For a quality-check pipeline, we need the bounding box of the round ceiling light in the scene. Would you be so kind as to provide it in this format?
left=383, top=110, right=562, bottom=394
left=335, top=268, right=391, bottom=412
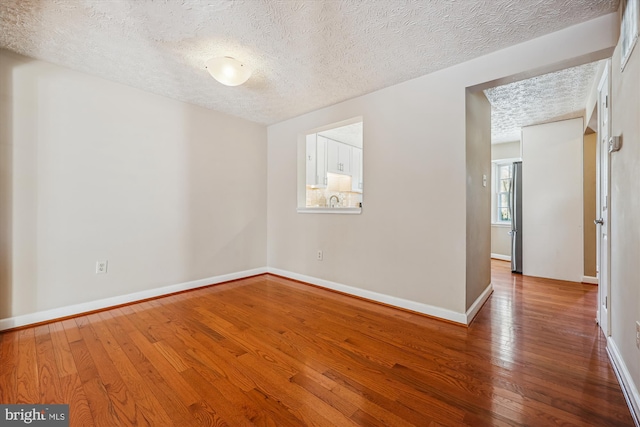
left=205, top=56, right=252, bottom=86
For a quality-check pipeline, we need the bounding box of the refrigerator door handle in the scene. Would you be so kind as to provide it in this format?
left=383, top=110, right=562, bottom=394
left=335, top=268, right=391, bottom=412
left=510, top=161, right=522, bottom=274
left=511, top=163, right=518, bottom=229
left=509, top=165, right=515, bottom=230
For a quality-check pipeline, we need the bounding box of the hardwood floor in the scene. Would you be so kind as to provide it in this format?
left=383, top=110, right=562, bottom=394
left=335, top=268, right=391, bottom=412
left=0, top=260, right=633, bottom=426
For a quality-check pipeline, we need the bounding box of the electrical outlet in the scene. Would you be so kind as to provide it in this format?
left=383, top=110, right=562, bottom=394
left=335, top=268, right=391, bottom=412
left=96, top=260, right=108, bottom=274
left=636, top=321, right=640, bottom=349
left=317, top=250, right=323, bottom=261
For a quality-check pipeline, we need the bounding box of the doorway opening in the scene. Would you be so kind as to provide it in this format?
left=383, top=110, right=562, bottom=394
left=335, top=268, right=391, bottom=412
left=473, top=58, right=612, bottom=335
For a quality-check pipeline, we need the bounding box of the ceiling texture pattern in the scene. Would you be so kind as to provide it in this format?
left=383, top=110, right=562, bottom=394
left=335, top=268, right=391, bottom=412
left=0, top=0, right=619, bottom=129
left=485, top=61, right=602, bottom=143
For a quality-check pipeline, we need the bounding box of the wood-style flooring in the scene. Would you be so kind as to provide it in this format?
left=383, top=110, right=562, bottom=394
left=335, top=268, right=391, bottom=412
left=0, top=260, right=633, bottom=426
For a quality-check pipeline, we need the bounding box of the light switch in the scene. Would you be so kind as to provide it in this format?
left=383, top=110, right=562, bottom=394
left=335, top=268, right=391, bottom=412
left=482, top=174, right=487, bottom=187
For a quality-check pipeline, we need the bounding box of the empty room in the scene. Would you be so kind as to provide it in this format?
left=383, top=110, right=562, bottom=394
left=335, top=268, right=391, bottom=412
left=1, top=1, right=639, bottom=426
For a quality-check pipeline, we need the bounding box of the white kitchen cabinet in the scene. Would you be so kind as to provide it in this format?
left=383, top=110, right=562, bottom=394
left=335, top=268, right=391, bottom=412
left=317, top=136, right=327, bottom=186
left=306, top=134, right=327, bottom=187
left=305, top=134, right=316, bottom=185
left=351, top=147, right=363, bottom=193
left=326, top=138, right=351, bottom=175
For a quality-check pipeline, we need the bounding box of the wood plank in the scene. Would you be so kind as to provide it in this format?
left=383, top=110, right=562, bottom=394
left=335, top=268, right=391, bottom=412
left=236, top=351, right=360, bottom=427
left=60, top=318, right=83, bottom=343
left=126, top=329, right=201, bottom=406
left=16, top=328, right=39, bottom=403
left=49, top=321, right=78, bottom=378
left=34, top=324, right=64, bottom=404
left=152, top=340, right=189, bottom=372
left=86, top=312, right=175, bottom=426
left=0, top=331, right=19, bottom=403
left=68, top=335, right=121, bottom=426
left=180, top=367, right=254, bottom=426
left=74, top=314, right=151, bottom=425
left=98, top=311, right=197, bottom=426
left=143, top=303, right=257, bottom=392
left=58, top=373, right=94, bottom=427
left=241, top=387, right=309, bottom=427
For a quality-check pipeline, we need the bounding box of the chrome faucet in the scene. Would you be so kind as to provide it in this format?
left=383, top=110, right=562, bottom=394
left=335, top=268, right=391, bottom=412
left=329, top=195, right=339, bottom=208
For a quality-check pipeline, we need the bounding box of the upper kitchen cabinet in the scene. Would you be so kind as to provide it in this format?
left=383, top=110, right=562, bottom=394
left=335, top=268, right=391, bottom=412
left=326, top=138, right=352, bottom=175
left=305, top=134, right=316, bottom=185
left=306, top=134, right=327, bottom=187
left=351, top=147, right=363, bottom=193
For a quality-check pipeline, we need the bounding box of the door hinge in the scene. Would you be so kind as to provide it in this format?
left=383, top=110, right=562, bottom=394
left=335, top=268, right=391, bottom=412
left=605, top=95, right=608, bottom=108
left=605, top=296, right=608, bottom=309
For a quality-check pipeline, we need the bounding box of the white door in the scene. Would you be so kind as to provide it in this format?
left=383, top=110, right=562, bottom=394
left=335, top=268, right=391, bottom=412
left=596, top=61, right=611, bottom=336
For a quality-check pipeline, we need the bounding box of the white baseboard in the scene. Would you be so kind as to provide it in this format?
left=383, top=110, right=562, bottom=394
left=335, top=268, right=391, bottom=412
left=0, top=267, right=267, bottom=331
left=267, top=267, right=467, bottom=325
left=466, top=283, right=493, bottom=324
left=607, top=337, right=640, bottom=426
left=491, top=253, right=511, bottom=261
left=581, top=275, right=598, bottom=284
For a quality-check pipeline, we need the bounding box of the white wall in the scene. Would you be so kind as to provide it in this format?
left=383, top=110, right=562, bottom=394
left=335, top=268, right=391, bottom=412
left=522, top=118, right=584, bottom=282
left=268, top=76, right=469, bottom=318
left=267, top=14, right=618, bottom=323
left=491, top=141, right=521, bottom=160
left=608, top=16, right=640, bottom=419
left=491, top=226, right=512, bottom=258
left=465, top=90, right=491, bottom=310
left=0, top=50, right=267, bottom=325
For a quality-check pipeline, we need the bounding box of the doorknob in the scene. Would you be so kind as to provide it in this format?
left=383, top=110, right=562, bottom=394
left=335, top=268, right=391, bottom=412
left=594, top=218, right=604, bottom=225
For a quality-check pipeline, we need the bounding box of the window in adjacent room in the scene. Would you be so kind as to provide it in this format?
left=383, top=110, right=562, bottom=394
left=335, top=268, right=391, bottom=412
left=493, top=161, right=512, bottom=223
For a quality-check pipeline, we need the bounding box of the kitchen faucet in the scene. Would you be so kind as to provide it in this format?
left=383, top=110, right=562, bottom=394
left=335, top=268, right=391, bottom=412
left=329, top=195, right=339, bottom=208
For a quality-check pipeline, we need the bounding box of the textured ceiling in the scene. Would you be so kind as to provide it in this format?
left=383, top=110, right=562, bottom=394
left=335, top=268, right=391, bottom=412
left=318, top=122, right=363, bottom=148
left=0, top=0, right=619, bottom=125
left=484, top=61, right=602, bottom=144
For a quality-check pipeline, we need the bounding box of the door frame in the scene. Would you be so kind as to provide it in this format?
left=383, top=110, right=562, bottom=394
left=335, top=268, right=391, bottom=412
left=596, top=59, right=611, bottom=336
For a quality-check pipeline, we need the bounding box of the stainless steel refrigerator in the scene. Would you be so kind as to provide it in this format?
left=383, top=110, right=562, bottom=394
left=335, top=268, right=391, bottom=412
left=510, top=161, right=523, bottom=273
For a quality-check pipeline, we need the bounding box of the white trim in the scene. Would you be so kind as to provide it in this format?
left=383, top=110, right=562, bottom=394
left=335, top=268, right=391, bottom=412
left=491, top=253, right=511, bottom=261
left=607, top=337, right=640, bottom=426
left=491, top=157, right=522, bottom=164
left=297, top=207, right=362, bottom=214
left=581, top=275, right=598, bottom=284
left=267, top=267, right=467, bottom=325
left=0, top=267, right=267, bottom=331
left=305, top=115, right=363, bottom=136
left=466, top=283, right=493, bottom=324
left=491, top=222, right=511, bottom=228
left=620, top=0, right=639, bottom=72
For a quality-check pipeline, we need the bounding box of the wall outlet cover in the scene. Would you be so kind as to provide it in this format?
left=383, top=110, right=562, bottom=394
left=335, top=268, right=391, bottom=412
left=96, top=260, right=108, bottom=274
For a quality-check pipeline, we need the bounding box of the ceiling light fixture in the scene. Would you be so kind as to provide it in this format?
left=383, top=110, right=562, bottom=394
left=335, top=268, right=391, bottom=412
left=205, top=56, right=252, bottom=86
